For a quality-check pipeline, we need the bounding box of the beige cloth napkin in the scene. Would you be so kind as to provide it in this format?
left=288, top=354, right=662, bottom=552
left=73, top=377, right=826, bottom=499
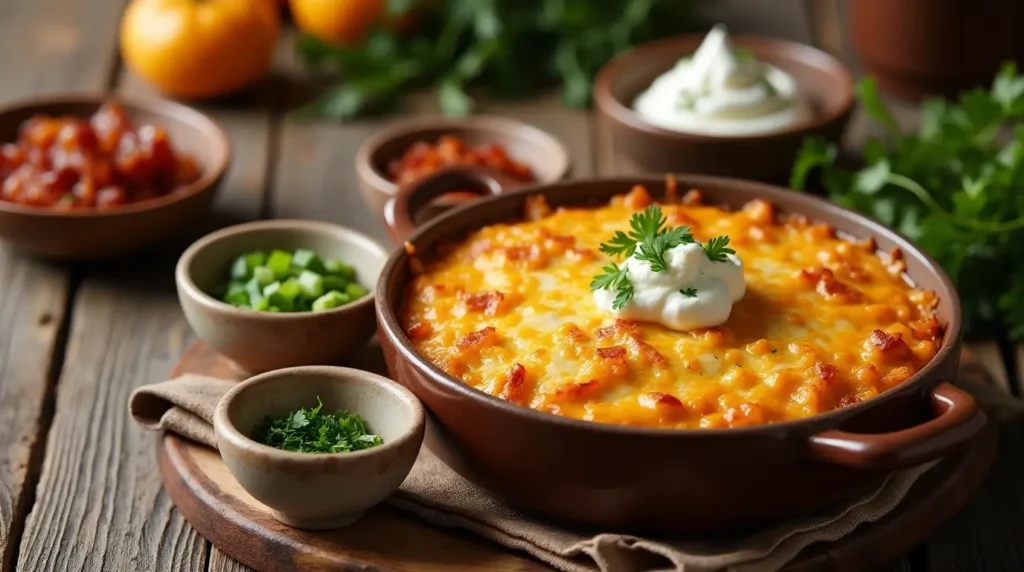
left=129, top=376, right=1024, bottom=572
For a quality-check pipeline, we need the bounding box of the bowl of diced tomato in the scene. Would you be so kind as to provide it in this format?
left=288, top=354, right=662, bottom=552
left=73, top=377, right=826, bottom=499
left=0, top=94, right=230, bottom=260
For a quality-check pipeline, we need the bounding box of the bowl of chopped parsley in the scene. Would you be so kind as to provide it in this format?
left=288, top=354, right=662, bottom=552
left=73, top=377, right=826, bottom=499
left=213, top=365, right=425, bottom=530
left=176, top=219, right=388, bottom=374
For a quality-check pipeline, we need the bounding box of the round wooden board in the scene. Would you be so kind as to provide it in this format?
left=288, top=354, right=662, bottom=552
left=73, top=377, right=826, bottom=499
left=160, top=340, right=998, bottom=572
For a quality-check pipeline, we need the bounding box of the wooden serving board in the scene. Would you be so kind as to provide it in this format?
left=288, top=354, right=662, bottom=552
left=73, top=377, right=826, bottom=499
left=159, top=341, right=998, bottom=572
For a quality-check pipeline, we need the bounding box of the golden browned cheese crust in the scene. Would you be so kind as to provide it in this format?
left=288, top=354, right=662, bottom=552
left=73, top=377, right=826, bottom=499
left=400, top=186, right=943, bottom=429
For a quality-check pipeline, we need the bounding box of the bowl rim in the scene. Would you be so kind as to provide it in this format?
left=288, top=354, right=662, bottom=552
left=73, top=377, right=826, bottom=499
left=593, top=32, right=856, bottom=142
left=175, top=218, right=388, bottom=320
left=355, top=114, right=573, bottom=195
left=0, top=92, right=231, bottom=218
left=213, top=365, right=426, bottom=462
left=376, top=173, right=963, bottom=438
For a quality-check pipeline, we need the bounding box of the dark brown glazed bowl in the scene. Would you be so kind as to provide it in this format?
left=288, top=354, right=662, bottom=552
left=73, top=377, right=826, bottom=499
left=851, top=0, right=1024, bottom=100
left=355, top=115, right=571, bottom=222
left=374, top=170, right=982, bottom=534
left=0, top=94, right=230, bottom=260
left=593, top=34, right=854, bottom=184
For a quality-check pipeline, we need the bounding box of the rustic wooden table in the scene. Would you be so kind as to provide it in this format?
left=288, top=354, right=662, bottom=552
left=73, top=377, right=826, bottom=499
left=1, top=1, right=1023, bottom=571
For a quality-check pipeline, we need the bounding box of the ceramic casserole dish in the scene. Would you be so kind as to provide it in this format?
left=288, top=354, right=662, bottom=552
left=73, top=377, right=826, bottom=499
left=374, top=169, right=983, bottom=534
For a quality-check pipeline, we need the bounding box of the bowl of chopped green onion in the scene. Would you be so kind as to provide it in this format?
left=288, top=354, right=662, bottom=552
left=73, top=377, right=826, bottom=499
left=176, top=219, right=388, bottom=374
left=214, top=365, right=425, bottom=530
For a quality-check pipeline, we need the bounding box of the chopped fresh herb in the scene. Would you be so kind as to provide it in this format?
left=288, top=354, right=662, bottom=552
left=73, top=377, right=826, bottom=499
left=252, top=397, right=384, bottom=454
left=677, top=91, right=698, bottom=110
left=598, top=231, right=639, bottom=258
left=790, top=62, right=1024, bottom=340
left=590, top=263, right=633, bottom=310
left=702, top=235, right=736, bottom=262
left=679, top=287, right=698, bottom=297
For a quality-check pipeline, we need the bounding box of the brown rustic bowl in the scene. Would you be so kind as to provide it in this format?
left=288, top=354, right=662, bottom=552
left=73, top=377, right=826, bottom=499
left=355, top=115, right=571, bottom=222
left=176, top=219, right=387, bottom=375
left=851, top=0, right=1024, bottom=100
left=0, top=94, right=230, bottom=260
left=214, top=365, right=425, bottom=530
left=374, top=169, right=983, bottom=534
left=593, top=34, right=854, bottom=184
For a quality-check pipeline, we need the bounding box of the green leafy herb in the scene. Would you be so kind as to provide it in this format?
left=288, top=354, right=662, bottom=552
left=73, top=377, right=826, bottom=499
left=789, top=62, right=1024, bottom=340
left=293, top=0, right=700, bottom=120
left=590, top=262, right=633, bottom=310
left=253, top=397, right=384, bottom=454
left=679, top=287, right=698, bottom=297
left=702, top=235, right=736, bottom=262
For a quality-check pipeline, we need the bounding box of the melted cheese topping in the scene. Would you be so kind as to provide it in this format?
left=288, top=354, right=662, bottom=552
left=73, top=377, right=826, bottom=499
left=400, top=186, right=944, bottom=430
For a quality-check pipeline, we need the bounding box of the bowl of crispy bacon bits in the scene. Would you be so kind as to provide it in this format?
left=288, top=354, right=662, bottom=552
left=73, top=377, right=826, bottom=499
left=0, top=95, right=229, bottom=260
left=355, top=115, right=570, bottom=223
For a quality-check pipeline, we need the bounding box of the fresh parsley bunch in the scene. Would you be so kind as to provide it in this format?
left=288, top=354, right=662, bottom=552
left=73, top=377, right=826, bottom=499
left=590, top=205, right=734, bottom=310
left=253, top=397, right=384, bottom=454
left=294, top=0, right=701, bottom=120
left=790, top=63, right=1024, bottom=340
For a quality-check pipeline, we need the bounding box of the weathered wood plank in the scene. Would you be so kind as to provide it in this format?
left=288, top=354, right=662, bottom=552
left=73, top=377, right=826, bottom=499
left=208, top=548, right=253, bottom=572
left=15, top=35, right=277, bottom=572
left=0, top=0, right=122, bottom=100
left=0, top=0, right=125, bottom=568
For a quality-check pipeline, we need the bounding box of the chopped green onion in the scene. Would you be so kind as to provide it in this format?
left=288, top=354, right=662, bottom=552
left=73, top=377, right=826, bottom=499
left=218, top=247, right=368, bottom=313
left=230, top=251, right=266, bottom=280
left=324, top=259, right=355, bottom=280
left=266, top=250, right=292, bottom=279
left=312, top=290, right=350, bottom=311
left=345, top=283, right=368, bottom=300
left=323, top=275, right=350, bottom=292
left=253, top=266, right=276, bottom=286
left=298, top=270, right=325, bottom=299
left=292, top=248, right=326, bottom=273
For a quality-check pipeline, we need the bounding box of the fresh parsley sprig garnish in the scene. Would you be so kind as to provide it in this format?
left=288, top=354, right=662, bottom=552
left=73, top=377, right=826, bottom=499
left=591, top=204, right=735, bottom=310
left=589, top=263, right=633, bottom=310
left=702, top=235, right=736, bottom=262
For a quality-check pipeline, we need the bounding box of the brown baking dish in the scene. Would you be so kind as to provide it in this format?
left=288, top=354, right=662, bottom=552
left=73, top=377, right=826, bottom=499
left=375, top=170, right=981, bottom=534
left=0, top=94, right=229, bottom=260
left=593, top=34, right=853, bottom=184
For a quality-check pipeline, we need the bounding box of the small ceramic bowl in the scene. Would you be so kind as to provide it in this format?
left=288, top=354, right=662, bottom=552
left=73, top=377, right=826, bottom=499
left=593, top=34, right=854, bottom=183
left=176, top=219, right=387, bottom=374
left=213, top=366, right=426, bottom=530
left=355, top=115, right=571, bottom=221
left=0, top=94, right=230, bottom=260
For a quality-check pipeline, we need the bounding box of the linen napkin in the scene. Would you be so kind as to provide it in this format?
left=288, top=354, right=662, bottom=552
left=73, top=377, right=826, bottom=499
left=129, top=375, right=1023, bottom=572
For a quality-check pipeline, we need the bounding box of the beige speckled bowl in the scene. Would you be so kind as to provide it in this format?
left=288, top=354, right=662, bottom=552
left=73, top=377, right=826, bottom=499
left=213, top=366, right=425, bottom=530
left=175, top=219, right=387, bottom=374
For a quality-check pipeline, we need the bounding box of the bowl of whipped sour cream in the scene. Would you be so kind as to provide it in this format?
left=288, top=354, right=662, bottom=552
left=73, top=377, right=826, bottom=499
left=594, top=24, right=854, bottom=183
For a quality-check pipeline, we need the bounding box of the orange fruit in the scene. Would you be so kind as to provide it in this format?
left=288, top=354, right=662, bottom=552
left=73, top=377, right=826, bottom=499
left=120, top=0, right=280, bottom=100
left=290, top=0, right=416, bottom=45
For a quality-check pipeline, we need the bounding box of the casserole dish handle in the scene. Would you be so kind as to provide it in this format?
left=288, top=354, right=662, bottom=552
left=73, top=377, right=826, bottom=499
left=806, top=382, right=986, bottom=470
left=384, top=166, right=526, bottom=243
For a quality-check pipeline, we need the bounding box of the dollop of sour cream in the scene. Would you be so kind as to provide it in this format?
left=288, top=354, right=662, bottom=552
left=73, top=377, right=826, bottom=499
left=593, top=242, right=745, bottom=331
left=632, top=24, right=812, bottom=136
